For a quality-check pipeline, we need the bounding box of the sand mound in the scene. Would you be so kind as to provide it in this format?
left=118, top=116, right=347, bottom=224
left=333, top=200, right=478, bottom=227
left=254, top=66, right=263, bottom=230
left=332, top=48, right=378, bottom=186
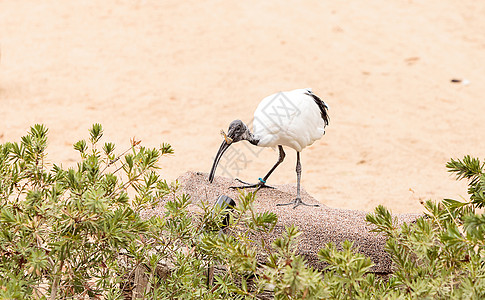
left=148, top=171, right=421, bottom=274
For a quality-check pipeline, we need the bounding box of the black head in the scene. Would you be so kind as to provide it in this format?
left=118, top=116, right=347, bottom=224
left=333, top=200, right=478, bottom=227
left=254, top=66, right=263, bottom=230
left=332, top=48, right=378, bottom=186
left=226, top=120, right=250, bottom=143
left=208, top=120, right=249, bottom=183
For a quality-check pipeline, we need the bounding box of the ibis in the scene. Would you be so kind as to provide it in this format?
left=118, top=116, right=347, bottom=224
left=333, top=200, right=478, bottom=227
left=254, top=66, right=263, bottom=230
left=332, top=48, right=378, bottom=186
left=208, top=88, right=329, bottom=208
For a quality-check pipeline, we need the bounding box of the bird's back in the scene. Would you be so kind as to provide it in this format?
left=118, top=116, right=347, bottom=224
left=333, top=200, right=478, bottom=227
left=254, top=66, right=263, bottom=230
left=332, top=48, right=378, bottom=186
left=252, top=88, right=328, bottom=152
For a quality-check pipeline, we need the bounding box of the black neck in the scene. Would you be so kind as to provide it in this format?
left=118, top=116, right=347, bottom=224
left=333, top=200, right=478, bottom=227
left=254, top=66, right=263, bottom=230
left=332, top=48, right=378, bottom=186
left=246, top=131, right=259, bottom=145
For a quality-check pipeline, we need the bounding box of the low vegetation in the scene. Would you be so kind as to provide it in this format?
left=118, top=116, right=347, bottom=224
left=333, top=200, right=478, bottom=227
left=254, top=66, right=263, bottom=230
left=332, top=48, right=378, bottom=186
left=0, top=124, right=484, bottom=299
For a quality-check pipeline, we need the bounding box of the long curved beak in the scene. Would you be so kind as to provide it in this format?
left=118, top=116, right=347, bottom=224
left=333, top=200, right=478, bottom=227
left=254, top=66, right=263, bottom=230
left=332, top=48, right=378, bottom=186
left=208, top=141, right=231, bottom=183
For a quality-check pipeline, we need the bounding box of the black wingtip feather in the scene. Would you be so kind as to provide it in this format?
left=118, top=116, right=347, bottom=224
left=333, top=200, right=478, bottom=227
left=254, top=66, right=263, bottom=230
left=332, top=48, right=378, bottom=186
left=305, top=91, right=329, bottom=126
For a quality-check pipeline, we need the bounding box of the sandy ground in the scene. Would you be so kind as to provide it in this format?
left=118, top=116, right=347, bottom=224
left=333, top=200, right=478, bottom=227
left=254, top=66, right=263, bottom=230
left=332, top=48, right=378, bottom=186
left=1, top=1, right=484, bottom=213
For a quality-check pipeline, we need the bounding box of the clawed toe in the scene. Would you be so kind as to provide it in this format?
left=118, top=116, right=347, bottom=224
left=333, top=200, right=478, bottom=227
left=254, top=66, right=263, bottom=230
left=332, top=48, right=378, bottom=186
left=234, top=178, right=251, bottom=185
left=276, top=198, right=320, bottom=209
left=229, top=178, right=275, bottom=190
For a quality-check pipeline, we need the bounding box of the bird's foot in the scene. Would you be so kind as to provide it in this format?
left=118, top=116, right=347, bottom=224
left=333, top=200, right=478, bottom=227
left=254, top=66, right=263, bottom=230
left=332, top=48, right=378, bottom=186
left=276, top=197, right=319, bottom=209
left=229, top=178, right=275, bottom=190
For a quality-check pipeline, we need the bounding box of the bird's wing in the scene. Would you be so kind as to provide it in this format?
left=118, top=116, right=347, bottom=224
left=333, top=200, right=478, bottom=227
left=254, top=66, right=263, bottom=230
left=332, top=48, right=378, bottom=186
left=282, top=89, right=327, bottom=150
left=252, top=89, right=328, bottom=151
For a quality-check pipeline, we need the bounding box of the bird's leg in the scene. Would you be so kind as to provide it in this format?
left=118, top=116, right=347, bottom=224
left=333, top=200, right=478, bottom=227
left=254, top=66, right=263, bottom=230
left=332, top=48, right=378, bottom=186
left=230, top=145, right=285, bottom=190
left=277, top=152, right=320, bottom=209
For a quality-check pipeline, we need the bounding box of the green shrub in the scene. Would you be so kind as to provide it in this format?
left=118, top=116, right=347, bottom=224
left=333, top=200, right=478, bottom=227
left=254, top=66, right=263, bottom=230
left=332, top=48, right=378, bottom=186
left=365, top=155, right=485, bottom=299
left=0, top=124, right=173, bottom=298
left=1, top=124, right=485, bottom=299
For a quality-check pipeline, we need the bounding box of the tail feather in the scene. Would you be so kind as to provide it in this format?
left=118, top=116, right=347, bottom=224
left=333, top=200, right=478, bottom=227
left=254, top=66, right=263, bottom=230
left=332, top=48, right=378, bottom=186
left=305, top=90, right=329, bottom=126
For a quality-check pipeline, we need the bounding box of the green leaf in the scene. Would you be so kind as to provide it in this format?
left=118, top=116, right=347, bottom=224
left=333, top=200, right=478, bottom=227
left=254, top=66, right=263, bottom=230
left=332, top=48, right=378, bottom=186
left=73, top=140, right=87, bottom=154
left=102, top=142, right=115, bottom=156
left=366, top=205, right=396, bottom=238
left=89, top=123, right=104, bottom=144
left=160, top=142, right=174, bottom=155
left=447, top=155, right=483, bottom=184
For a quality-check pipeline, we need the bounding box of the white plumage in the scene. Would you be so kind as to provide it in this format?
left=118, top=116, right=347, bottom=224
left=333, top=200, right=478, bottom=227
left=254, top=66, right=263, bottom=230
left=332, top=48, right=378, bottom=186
left=208, top=88, right=329, bottom=208
left=253, top=88, right=326, bottom=152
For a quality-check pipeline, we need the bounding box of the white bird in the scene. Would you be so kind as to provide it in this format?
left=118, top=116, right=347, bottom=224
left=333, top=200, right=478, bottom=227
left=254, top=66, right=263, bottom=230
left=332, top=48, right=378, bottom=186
left=208, top=88, right=329, bottom=208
